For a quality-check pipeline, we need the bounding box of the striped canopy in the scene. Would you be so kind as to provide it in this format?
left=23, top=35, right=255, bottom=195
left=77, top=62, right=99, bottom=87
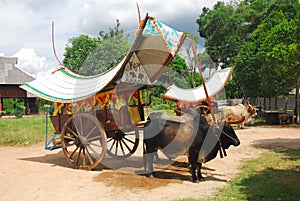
left=162, top=67, right=234, bottom=102
left=20, top=15, right=186, bottom=103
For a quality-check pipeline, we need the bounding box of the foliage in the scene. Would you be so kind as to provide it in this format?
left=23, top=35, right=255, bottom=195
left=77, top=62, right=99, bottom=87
left=150, top=52, right=205, bottom=108
left=236, top=6, right=299, bottom=97
left=13, top=101, right=25, bottom=118
left=197, top=0, right=300, bottom=98
left=2, top=98, right=25, bottom=117
left=37, top=98, right=54, bottom=114
left=63, top=34, right=98, bottom=74
left=2, top=99, right=14, bottom=115
left=63, top=20, right=131, bottom=75
left=197, top=2, right=242, bottom=67
left=158, top=55, right=193, bottom=89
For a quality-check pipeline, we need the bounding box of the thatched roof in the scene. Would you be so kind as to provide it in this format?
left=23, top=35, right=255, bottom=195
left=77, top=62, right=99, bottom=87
left=0, top=56, right=35, bottom=85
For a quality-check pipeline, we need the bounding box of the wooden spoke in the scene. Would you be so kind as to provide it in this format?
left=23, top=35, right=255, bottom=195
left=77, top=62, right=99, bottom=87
left=85, top=149, right=95, bottom=166
left=82, top=148, right=87, bottom=167
left=69, top=147, right=79, bottom=159
left=119, top=140, right=126, bottom=156
left=122, top=136, right=135, bottom=144
left=115, top=140, right=119, bottom=155
left=86, top=124, right=97, bottom=138
left=88, top=135, right=102, bottom=141
left=63, top=135, right=76, bottom=141
left=86, top=145, right=102, bottom=159
left=121, top=138, right=133, bottom=152
left=66, top=126, right=78, bottom=137
left=88, top=142, right=103, bottom=148
left=109, top=139, right=117, bottom=152
left=107, top=138, right=114, bottom=143
left=75, top=147, right=82, bottom=165
left=86, top=118, right=92, bottom=131
left=79, top=117, right=83, bottom=136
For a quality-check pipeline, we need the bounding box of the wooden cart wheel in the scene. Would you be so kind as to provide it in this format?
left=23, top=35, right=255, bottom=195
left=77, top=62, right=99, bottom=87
left=106, top=129, right=139, bottom=159
left=61, top=113, right=107, bottom=170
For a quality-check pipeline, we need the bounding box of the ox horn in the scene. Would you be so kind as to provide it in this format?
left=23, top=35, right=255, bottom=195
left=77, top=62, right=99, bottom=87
left=226, top=116, right=246, bottom=124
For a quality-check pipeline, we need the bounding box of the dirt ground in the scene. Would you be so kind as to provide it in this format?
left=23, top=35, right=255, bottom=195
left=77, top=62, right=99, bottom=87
left=0, top=126, right=300, bottom=201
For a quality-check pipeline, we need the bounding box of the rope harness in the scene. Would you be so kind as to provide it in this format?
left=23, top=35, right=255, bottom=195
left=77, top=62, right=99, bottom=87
left=211, top=122, right=238, bottom=158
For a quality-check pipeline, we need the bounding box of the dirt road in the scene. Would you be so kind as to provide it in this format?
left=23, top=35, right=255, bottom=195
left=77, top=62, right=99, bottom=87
left=0, top=126, right=299, bottom=201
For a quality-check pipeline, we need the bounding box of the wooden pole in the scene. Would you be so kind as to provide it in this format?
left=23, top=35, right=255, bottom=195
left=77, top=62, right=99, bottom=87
left=242, top=87, right=248, bottom=104
left=136, top=2, right=141, bottom=24
left=52, top=22, right=64, bottom=67
left=190, top=41, right=216, bottom=122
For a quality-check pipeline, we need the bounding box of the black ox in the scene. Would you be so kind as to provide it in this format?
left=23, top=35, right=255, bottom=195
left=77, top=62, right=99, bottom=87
left=143, top=111, right=240, bottom=183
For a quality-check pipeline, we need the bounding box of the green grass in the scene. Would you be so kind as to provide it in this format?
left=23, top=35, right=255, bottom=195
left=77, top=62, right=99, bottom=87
left=180, top=148, right=300, bottom=201
left=0, top=116, right=55, bottom=146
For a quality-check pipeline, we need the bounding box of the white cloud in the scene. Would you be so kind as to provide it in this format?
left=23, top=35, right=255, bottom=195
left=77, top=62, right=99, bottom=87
left=13, top=48, right=54, bottom=78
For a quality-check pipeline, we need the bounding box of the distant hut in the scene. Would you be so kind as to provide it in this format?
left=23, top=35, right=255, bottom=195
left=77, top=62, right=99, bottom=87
left=0, top=56, right=38, bottom=115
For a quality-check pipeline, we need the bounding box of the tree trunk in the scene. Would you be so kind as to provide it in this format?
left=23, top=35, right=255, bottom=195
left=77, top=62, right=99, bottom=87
left=283, top=95, right=288, bottom=113
left=296, top=77, right=300, bottom=124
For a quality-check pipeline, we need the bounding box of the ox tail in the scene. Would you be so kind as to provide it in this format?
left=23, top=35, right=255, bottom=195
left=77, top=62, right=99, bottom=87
left=226, top=116, right=245, bottom=125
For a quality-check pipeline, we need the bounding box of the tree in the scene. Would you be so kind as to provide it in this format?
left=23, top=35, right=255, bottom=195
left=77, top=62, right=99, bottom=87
left=157, top=55, right=193, bottom=90
left=63, top=35, right=98, bottom=73
left=63, top=20, right=131, bottom=75
left=236, top=8, right=299, bottom=98
left=197, top=0, right=299, bottom=100
left=197, top=2, right=243, bottom=68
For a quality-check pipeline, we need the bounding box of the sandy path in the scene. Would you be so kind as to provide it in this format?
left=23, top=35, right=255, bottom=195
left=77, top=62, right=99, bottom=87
left=0, top=126, right=299, bottom=201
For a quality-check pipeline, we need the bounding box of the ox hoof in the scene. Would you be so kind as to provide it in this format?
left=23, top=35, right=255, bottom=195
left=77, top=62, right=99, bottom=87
left=146, top=173, right=154, bottom=178
left=192, top=179, right=199, bottom=183
left=199, top=177, right=205, bottom=182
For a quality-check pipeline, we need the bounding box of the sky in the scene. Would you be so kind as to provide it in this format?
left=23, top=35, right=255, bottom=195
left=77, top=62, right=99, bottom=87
left=0, top=0, right=227, bottom=77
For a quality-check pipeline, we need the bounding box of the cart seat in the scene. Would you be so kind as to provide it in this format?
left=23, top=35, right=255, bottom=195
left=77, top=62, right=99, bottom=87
left=128, top=106, right=148, bottom=126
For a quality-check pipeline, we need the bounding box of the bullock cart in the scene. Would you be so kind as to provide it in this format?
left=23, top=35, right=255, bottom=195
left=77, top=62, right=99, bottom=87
left=21, top=14, right=189, bottom=170
left=45, top=87, right=153, bottom=170
left=21, top=13, right=234, bottom=171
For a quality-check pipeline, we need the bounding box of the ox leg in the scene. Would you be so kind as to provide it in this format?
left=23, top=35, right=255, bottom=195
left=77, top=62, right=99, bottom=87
left=197, top=163, right=205, bottom=182
left=191, top=164, right=199, bottom=183
left=146, top=152, right=156, bottom=177
left=189, top=156, right=199, bottom=183
left=143, top=140, right=155, bottom=177
left=144, top=151, right=156, bottom=177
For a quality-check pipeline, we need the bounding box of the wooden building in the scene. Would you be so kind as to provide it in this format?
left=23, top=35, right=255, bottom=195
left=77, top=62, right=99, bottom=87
left=0, top=56, right=38, bottom=115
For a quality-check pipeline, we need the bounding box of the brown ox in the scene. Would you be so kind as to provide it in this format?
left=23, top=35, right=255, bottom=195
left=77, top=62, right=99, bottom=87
left=219, top=103, right=257, bottom=128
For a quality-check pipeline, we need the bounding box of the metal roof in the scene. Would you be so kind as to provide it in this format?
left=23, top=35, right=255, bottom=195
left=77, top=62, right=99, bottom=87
left=0, top=56, right=35, bottom=85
